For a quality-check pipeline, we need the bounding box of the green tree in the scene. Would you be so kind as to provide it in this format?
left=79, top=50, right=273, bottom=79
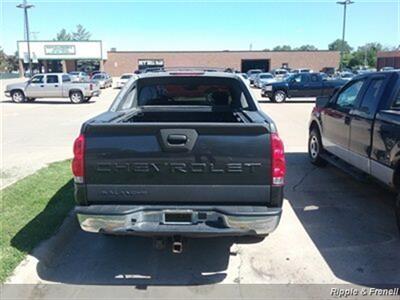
left=328, top=39, right=353, bottom=53
left=55, top=29, right=72, bottom=41
left=71, top=24, right=91, bottom=41
left=273, top=45, right=292, bottom=51
left=295, top=45, right=318, bottom=51
left=0, top=47, right=18, bottom=72
left=0, top=47, right=7, bottom=72
left=6, top=51, right=19, bottom=71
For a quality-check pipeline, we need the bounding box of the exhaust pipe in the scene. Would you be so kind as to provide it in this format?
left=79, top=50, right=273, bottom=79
left=172, top=236, right=183, bottom=254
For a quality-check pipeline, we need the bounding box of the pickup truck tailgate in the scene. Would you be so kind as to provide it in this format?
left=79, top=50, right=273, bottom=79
left=83, top=123, right=272, bottom=204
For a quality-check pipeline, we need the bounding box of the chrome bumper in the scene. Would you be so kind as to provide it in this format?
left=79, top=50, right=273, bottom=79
left=76, top=206, right=282, bottom=237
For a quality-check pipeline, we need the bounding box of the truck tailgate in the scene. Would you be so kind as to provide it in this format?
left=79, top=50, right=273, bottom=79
left=84, top=123, right=271, bottom=204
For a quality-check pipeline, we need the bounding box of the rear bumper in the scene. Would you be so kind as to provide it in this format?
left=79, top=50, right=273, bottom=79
left=4, top=91, right=11, bottom=97
left=75, top=205, right=282, bottom=237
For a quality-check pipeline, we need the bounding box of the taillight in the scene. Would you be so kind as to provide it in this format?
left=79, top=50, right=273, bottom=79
left=271, top=133, right=286, bottom=186
left=72, top=134, right=85, bottom=183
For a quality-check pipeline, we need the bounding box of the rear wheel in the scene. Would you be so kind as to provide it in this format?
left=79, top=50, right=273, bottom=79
left=273, top=90, right=287, bottom=103
left=308, top=128, right=327, bottom=167
left=11, top=90, right=25, bottom=103
left=70, top=91, right=84, bottom=104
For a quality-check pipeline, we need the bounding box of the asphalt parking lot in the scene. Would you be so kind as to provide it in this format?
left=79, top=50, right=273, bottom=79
left=3, top=80, right=400, bottom=287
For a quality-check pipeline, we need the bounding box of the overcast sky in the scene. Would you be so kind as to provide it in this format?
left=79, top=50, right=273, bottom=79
left=1, top=0, right=399, bottom=54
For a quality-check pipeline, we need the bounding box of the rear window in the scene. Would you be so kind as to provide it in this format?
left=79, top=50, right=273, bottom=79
left=359, top=78, right=384, bottom=115
left=260, top=74, right=273, bottom=79
left=111, top=76, right=254, bottom=111
left=121, top=75, right=132, bottom=79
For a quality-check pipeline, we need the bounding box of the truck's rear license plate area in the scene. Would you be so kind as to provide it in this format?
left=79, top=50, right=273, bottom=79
left=164, top=212, right=193, bottom=224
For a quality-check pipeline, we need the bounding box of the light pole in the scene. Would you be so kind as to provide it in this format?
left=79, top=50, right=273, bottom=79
left=337, top=0, right=354, bottom=71
left=17, top=0, right=34, bottom=77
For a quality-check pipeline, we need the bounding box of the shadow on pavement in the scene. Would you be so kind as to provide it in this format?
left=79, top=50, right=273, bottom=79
left=285, top=152, right=400, bottom=286
left=35, top=233, right=234, bottom=285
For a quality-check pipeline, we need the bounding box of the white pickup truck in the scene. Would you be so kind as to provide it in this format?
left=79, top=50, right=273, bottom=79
left=4, top=73, right=101, bottom=104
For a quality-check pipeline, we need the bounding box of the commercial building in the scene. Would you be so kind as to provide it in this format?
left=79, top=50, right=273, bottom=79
left=377, top=51, right=400, bottom=70
left=17, top=40, right=106, bottom=76
left=104, top=50, right=340, bottom=76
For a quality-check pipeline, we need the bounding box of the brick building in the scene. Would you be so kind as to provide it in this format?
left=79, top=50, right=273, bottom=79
left=377, top=51, right=400, bottom=70
left=104, top=50, right=340, bottom=76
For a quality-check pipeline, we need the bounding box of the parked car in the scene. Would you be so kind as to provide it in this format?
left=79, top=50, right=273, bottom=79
left=380, top=67, right=395, bottom=72
left=308, top=71, right=400, bottom=230
left=91, top=73, right=113, bottom=88
left=320, top=67, right=336, bottom=77
left=72, top=70, right=286, bottom=246
left=261, top=72, right=346, bottom=103
left=291, top=68, right=312, bottom=74
left=271, top=68, right=289, bottom=81
left=68, top=71, right=89, bottom=82
left=253, top=73, right=275, bottom=88
left=238, top=73, right=250, bottom=84
left=89, top=70, right=102, bottom=79
left=247, top=69, right=263, bottom=85
left=4, top=73, right=100, bottom=104
left=115, top=73, right=136, bottom=88
left=337, top=71, right=355, bottom=81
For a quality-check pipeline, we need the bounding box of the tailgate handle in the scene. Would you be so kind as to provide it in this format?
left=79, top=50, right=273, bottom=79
left=167, top=134, right=187, bottom=145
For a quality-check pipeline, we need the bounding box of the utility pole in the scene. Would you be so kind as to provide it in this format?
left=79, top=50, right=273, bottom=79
left=17, top=0, right=34, bottom=77
left=337, top=0, right=354, bottom=71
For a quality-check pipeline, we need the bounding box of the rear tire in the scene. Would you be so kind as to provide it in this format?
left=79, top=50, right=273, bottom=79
left=70, top=91, right=84, bottom=104
left=308, top=128, right=327, bottom=167
left=273, top=90, right=287, bottom=103
left=11, top=90, right=25, bottom=103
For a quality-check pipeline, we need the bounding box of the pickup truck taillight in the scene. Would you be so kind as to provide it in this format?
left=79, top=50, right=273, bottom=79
left=72, top=134, right=85, bottom=183
left=271, top=133, right=286, bottom=186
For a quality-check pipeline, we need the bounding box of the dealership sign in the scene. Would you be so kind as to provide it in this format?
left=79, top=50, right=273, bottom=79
left=44, top=45, right=76, bottom=55
left=18, top=41, right=104, bottom=60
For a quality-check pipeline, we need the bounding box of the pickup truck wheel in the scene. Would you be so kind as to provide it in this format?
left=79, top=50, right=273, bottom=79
left=308, top=128, right=327, bottom=167
left=11, top=90, right=25, bottom=103
left=70, top=91, right=84, bottom=104
left=273, top=90, right=287, bottom=103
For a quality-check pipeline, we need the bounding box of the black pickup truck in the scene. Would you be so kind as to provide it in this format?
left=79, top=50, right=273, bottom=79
left=308, top=71, right=400, bottom=229
left=261, top=72, right=346, bottom=103
left=72, top=71, right=286, bottom=245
